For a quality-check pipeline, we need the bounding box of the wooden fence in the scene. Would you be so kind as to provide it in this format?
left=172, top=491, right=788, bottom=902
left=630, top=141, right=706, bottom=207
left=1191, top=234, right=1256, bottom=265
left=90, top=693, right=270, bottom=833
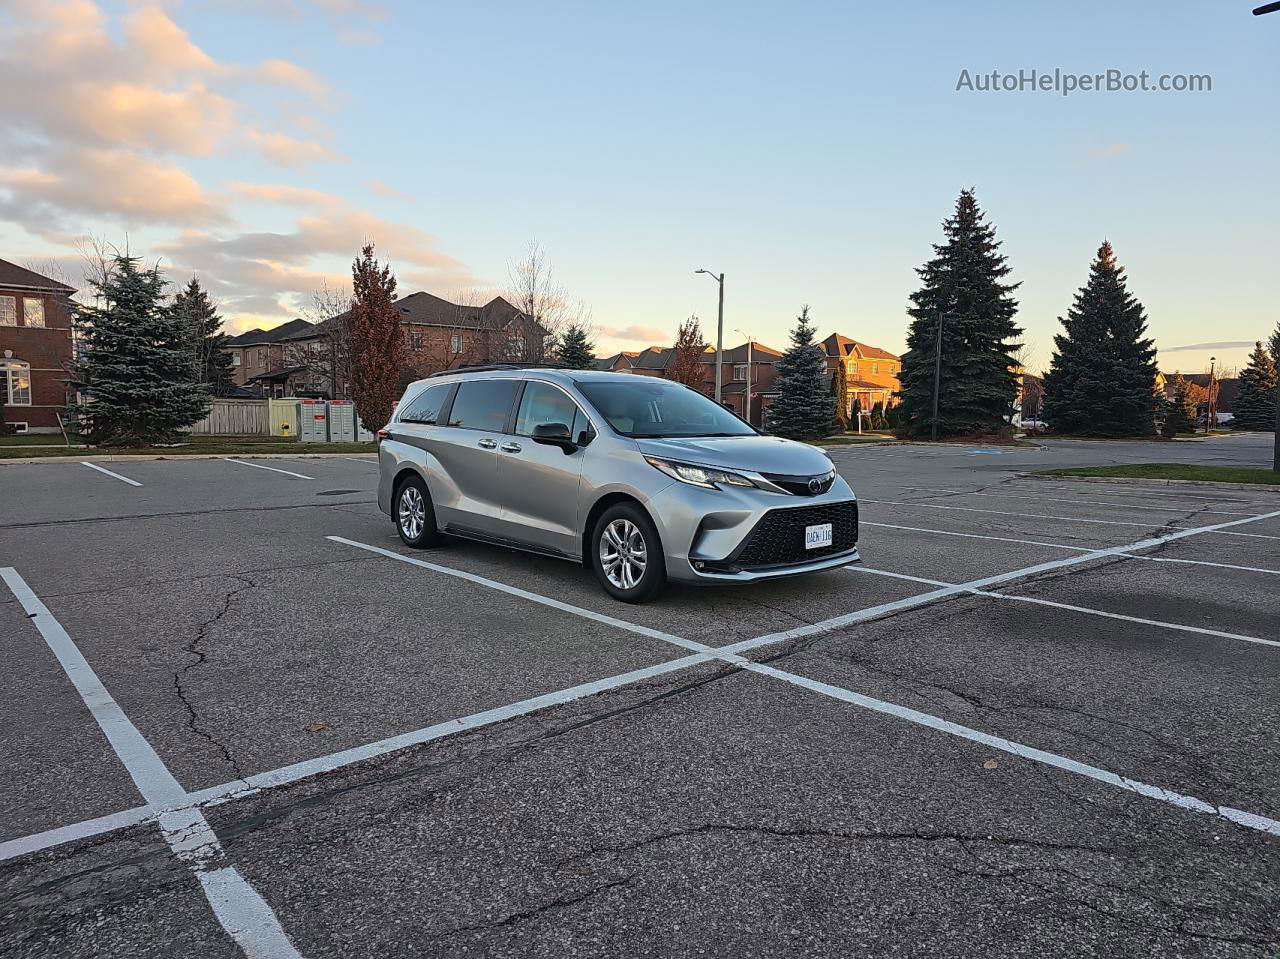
left=190, top=399, right=271, bottom=435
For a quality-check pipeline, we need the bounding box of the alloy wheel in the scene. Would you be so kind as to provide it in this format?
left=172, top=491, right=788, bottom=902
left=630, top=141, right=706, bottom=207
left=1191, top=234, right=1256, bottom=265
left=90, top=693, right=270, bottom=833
left=599, top=518, right=647, bottom=590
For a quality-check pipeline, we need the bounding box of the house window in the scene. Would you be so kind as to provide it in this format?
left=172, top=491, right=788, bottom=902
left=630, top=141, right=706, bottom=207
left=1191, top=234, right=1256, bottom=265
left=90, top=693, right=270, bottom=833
left=23, top=298, right=45, bottom=328
left=732, top=364, right=748, bottom=381
left=450, top=333, right=463, bottom=354
left=872, top=363, right=879, bottom=375
left=2, top=359, right=32, bottom=405
left=0, top=296, right=14, bottom=326
left=231, top=352, right=242, bottom=366
left=409, top=331, right=425, bottom=351
left=510, top=334, right=526, bottom=357
left=848, top=362, right=857, bottom=376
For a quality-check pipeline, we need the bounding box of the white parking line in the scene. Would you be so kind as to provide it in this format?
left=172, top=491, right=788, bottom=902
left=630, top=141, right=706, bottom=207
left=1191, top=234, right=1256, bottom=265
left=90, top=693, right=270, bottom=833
left=80, top=461, right=142, bottom=487
left=1008, top=480, right=1268, bottom=504
left=324, top=534, right=1280, bottom=838
left=849, top=567, right=1279, bottom=650
left=900, top=486, right=1253, bottom=517
left=0, top=568, right=302, bottom=959
left=862, top=521, right=1280, bottom=575
left=863, top=498, right=1165, bottom=529
left=224, top=458, right=313, bottom=480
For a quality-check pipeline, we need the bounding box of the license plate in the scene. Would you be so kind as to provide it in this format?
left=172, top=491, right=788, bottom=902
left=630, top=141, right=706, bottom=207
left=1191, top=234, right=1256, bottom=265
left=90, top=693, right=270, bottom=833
left=804, top=523, right=833, bottom=550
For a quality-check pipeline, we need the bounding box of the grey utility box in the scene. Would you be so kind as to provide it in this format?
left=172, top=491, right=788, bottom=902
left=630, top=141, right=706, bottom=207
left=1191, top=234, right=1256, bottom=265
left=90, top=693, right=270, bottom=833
left=298, top=399, right=328, bottom=442
left=328, top=400, right=356, bottom=442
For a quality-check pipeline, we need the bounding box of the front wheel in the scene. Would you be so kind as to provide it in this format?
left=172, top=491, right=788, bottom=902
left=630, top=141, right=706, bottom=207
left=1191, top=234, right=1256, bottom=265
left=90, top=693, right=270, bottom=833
left=590, top=503, right=666, bottom=603
left=395, top=475, right=444, bottom=548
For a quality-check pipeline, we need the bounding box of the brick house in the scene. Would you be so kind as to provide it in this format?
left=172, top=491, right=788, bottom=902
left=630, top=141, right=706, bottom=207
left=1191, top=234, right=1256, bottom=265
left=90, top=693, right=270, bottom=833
left=0, top=258, right=75, bottom=433
left=593, top=351, right=640, bottom=372
left=223, top=319, right=316, bottom=396
left=702, top=341, right=783, bottom=427
left=820, top=333, right=901, bottom=415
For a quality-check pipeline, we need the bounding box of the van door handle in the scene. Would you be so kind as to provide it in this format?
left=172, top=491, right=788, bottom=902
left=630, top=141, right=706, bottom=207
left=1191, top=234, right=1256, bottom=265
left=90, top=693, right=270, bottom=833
left=500, top=442, right=522, bottom=453
left=478, top=438, right=497, bottom=449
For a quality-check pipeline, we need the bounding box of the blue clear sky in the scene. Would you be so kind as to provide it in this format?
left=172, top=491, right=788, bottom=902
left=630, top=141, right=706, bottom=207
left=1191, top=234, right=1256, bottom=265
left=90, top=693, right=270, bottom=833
left=2, top=0, right=1276, bottom=375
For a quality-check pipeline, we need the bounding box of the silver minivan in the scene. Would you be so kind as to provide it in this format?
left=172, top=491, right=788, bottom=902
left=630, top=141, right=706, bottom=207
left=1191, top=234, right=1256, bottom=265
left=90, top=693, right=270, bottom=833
left=377, top=367, right=860, bottom=602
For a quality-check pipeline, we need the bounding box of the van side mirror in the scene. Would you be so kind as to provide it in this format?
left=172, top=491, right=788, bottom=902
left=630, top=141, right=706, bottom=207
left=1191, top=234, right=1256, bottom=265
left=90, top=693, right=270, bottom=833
left=532, top=422, right=577, bottom=453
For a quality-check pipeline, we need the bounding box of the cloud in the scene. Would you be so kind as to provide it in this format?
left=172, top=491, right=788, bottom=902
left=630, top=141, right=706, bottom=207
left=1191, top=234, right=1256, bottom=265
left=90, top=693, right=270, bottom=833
left=246, top=129, right=343, bottom=168
left=0, top=149, right=228, bottom=228
left=123, top=6, right=218, bottom=76
left=365, top=179, right=414, bottom=201
left=230, top=182, right=342, bottom=206
left=251, top=59, right=328, bottom=98
left=1163, top=341, right=1255, bottom=352
left=1091, top=143, right=1131, bottom=159
left=598, top=324, right=670, bottom=344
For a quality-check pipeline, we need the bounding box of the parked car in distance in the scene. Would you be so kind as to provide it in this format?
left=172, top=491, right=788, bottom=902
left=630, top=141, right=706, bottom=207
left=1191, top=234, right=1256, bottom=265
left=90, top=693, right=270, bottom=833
left=377, top=367, right=860, bottom=602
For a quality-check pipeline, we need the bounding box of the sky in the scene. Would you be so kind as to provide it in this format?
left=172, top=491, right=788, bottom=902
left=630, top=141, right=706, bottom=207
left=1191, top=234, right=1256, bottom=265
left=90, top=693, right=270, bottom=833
left=1, top=0, right=1276, bottom=377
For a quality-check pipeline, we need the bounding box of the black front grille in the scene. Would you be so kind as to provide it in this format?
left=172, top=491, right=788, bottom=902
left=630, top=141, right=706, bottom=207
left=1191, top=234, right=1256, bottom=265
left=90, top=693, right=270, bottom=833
left=720, top=501, right=858, bottom=570
left=760, top=470, right=836, bottom=496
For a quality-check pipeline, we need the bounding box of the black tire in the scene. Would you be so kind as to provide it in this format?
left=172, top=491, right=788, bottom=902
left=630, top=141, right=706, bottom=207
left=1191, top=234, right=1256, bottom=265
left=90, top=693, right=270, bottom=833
left=589, top=502, right=666, bottom=603
left=394, top=474, right=444, bottom=548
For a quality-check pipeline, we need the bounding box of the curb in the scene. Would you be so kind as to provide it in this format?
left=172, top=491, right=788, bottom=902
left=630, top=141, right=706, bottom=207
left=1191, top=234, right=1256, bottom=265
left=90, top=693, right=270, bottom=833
left=0, top=453, right=377, bottom=466
left=1021, top=472, right=1280, bottom=493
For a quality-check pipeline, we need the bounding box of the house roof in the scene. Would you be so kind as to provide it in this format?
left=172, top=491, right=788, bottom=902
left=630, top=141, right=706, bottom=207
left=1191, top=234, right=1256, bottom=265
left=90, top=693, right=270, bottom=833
left=702, top=342, right=783, bottom=364
left=592, top=351, right=640, bottom=370
left=395, top=292, right=550, bottom=336
left=846, top=379, right=895, bottom=391
left=0, top=257, right=75, bottom=293
left=820, top=333, right=899, bottom=362
left=247, top=365, right=310, bottom=383
left=631, top=346, right=675, bottom=370
left=227, top=318, right=314, bottom=345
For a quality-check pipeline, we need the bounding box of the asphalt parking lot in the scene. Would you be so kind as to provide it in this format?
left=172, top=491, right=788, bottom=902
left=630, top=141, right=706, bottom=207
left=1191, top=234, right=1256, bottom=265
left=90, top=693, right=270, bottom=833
left=2, top=434, right=1277, bottom=958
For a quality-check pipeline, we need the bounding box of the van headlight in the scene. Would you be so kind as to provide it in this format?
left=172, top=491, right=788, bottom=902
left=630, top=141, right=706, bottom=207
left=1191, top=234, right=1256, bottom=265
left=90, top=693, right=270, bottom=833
left=644, top=456, right=757, bottom=490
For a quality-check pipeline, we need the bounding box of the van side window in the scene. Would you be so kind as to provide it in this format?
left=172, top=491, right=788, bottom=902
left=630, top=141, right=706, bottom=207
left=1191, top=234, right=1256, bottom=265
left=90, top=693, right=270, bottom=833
left=399, top=384, right=451, bottom=424
left=447, top=380, right=520, bottom=432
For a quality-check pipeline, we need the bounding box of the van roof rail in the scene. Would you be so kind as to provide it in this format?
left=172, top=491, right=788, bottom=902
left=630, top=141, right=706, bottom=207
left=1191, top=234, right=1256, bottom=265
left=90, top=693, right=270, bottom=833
left=426, top=362, right=568, bottom=378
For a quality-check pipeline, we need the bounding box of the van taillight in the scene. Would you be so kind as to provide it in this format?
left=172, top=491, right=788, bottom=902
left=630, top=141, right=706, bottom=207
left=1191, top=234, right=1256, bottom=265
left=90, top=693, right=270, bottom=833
left=376, top=429, right=390, bottom=443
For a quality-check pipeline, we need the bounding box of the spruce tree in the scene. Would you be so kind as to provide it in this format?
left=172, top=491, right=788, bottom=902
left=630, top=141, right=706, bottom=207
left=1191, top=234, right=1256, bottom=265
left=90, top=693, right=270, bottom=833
left=172, top=277, right=235, bottom=396
left=899, top=189, right=1022, bottom=437
left=1161, top=373, right=1197, bottom=437
left=1043, top=242, right=1158, bottom=436
left=1232, top=341, right=1278, bottom=431
left=1268, top=321, right=1280, bottom=369
left=556, top=323, right=595, bottom=369
left=766, top=306, right=835, bottom=439
left=69, top=255, right=209, bottom=446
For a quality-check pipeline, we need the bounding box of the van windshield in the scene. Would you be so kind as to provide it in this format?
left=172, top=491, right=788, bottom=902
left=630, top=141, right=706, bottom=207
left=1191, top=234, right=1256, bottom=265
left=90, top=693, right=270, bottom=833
left=577, top=380, right=755, bottom=438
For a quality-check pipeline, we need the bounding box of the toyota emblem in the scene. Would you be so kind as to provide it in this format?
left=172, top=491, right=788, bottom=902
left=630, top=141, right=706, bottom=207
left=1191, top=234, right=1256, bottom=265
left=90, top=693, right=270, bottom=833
left=807, top=476, right=822, bottom=494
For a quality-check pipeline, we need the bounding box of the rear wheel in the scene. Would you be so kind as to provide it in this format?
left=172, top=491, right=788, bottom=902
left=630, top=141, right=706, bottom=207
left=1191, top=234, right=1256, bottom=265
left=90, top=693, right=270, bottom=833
left=394, top=474, right=444, bottom=548
left=590, top=503, right=665, bottom=603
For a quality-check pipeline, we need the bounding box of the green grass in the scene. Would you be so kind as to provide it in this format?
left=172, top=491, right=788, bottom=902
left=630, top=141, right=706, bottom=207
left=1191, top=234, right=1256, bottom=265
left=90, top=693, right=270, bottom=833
left=1040, top=463, right=1280, bottom=486
left=808, top=434, right=897, bottom=446
left=0, top=433, right=83, bottom=447
left=0, top=435, right=377, bottom=459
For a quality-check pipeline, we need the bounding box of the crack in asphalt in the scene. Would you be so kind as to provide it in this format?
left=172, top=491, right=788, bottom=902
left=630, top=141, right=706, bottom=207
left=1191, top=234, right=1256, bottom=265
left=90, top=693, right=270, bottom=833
left=434, top=874, right=637, bottom=939
left=173, top=575, right=257, bottom=784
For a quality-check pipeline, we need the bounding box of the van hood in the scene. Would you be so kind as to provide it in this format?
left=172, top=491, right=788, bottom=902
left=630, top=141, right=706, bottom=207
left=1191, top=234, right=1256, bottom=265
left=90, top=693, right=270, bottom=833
left=635, top=434, right=834, bottom=476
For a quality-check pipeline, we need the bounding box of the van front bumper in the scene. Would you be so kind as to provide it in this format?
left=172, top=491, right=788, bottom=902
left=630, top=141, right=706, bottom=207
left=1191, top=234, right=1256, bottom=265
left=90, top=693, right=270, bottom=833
left=646, top=478, right=860, bottom=584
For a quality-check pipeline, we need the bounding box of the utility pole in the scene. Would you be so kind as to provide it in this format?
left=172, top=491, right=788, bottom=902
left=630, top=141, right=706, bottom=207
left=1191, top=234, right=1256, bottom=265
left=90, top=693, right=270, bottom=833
left=930, top=312, right=944, bottom=441
left=696, top=270, right=725, bottom=402
left=736, top=329, right=753, bottom=425
left=1273, top=379, right=1279, bottom=473
left=1205, top=356, right=1216, bottom=434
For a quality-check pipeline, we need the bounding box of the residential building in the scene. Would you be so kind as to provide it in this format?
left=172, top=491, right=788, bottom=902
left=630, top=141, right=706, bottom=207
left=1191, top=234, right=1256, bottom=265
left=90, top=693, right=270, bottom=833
left=593, top=351, right=640, bottom=372
left=701, top=341, right=783, bottom=427
left=224, top=319, right=316, bottom=396
left=820, top=333, right=901, bottom=415
left=0, top=258, right=75, bottom=433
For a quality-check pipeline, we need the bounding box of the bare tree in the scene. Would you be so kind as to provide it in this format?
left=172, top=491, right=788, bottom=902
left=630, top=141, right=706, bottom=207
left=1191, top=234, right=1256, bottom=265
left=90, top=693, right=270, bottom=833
left=505, top=241, right=592, bottom=362
left=284, top=281, right=354, bottom=397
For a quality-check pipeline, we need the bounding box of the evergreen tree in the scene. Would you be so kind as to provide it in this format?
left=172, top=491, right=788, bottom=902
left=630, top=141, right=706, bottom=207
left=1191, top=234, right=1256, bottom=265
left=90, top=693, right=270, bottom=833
left=899, top=189, right=1022, bottom=437
left=870, top=401, right=886, bottom=429
left=766, top=306, right=835, bottom=439
left=1161, top=373, right=1197, bottom=437
left=172, top=277, right=235, bottom=396
left=831, top=362, right=850, bottom=431
left=348, top=244, right=406, bottom=432
left=68, top=255, right=209, bottom=446
left=1232, top=341, right=1278, bottom=431
left=1268, top=321, right=1280, bottom=369
left=556, top=323, right=595, bottom=369
left=669, top=317, right=706, bottom=388
left=1043, top=241, right=1158, bottom=436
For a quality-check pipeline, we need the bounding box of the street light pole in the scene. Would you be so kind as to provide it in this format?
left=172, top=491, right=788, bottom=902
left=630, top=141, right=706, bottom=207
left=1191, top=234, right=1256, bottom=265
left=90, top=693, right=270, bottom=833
left=696, top=270, right=725, bottom=402
left=1205, top=356, right=1216, bottom=435
left=930, top=312, right=944, bottom=442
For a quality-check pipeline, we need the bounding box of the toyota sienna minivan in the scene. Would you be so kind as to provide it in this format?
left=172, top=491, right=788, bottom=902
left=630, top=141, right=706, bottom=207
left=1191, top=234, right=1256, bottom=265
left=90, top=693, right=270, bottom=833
left=377, top=367, right=859, bottom=603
